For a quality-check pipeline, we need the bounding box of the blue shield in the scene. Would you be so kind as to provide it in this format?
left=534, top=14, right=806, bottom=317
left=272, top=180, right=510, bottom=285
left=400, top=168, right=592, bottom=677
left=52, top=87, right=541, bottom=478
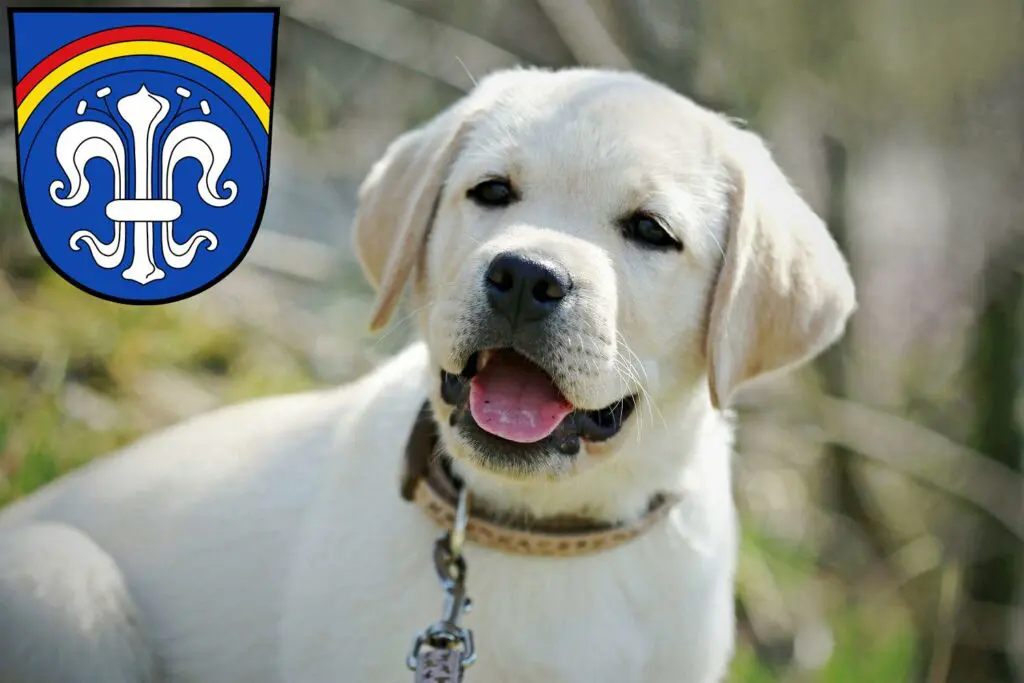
left=8, top=8, right=278, bottom=304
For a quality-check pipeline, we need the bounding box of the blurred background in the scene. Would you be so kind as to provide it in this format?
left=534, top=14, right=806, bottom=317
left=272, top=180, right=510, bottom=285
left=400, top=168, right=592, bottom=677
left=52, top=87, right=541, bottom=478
left=0, top=1, right=1021, bottom=681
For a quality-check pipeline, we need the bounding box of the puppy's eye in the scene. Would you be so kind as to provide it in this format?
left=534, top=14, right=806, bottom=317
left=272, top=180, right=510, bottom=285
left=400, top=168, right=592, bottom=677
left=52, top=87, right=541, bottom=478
left=621, top=212, right=682, bottom=251
left=468, top=179, right=517, bottom=208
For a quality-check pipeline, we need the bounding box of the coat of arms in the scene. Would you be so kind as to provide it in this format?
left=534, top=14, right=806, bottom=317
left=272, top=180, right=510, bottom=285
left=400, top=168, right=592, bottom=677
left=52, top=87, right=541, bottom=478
left=9, top=8, right=278, bottom=303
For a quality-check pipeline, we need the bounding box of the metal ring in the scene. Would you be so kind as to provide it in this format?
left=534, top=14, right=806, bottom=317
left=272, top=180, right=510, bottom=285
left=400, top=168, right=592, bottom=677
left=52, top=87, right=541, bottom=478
left=406, top=626, right=477, bottom=670
left=433, top=534, right=467, bottom=585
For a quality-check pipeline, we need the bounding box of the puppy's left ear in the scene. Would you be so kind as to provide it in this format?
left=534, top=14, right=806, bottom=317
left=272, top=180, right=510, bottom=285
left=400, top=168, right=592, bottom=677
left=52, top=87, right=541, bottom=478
left=706, top=129, right=857, bottom=409
left=353, top=102, right=472, bottom=331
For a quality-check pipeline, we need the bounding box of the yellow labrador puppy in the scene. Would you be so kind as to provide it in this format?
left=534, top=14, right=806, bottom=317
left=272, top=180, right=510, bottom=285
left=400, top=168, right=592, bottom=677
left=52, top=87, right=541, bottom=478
left=0, top=67, right=855, bottom=683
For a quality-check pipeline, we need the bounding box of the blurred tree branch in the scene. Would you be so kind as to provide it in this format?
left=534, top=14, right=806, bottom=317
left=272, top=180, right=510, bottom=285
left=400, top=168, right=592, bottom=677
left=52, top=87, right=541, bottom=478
left=816, top=396, right=1024, bottom=543
left=259, top=0, right=520, bottom=92
left=532, top=0, right=632, bottom=69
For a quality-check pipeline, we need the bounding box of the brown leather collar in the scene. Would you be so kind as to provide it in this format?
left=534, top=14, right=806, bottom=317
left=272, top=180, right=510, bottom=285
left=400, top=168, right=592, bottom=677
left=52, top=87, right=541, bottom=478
left=401, top=403, right=681, bottom=557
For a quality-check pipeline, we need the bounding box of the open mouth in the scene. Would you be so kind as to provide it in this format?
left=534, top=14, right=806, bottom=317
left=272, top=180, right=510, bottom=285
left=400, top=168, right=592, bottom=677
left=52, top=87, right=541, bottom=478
left=440, top=348, right=637, bottom=456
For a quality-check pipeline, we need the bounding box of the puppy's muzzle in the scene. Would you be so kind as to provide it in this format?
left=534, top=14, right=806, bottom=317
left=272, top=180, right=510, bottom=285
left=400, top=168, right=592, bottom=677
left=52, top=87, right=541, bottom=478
left=484, top=252, right=572, bottom=333
left=441, top=249, right=637, bottom=466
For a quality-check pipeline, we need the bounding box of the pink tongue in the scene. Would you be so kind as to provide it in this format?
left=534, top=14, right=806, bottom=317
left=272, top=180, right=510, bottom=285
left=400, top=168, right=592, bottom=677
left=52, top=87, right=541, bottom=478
left=469, top=352, right=573, bottom=443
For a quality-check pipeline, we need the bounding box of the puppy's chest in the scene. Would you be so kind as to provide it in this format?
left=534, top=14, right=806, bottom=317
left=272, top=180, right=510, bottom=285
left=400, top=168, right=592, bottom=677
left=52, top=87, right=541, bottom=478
left=283, top=529, right=728, bottom=683
left=459, top=550, right=706, bottom=682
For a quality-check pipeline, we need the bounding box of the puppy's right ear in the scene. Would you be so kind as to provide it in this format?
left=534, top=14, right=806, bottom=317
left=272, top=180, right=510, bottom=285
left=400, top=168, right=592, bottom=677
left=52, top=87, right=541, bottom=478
left=353, top=103, right=471, bottom=331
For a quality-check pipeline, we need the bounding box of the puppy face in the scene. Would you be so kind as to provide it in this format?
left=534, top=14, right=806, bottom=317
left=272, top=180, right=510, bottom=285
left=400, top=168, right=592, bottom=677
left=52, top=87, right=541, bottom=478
left=354, top=68, right=855, bottom=481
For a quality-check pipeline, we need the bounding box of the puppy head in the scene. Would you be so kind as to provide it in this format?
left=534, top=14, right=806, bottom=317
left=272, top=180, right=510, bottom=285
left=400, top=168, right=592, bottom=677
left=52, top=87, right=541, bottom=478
left=354, top=68, right=855, bottom=480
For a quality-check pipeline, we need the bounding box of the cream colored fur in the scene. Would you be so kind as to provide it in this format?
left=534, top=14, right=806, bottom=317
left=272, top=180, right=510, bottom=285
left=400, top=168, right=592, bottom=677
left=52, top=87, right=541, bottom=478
left=0, top=67, right=855, bottom=683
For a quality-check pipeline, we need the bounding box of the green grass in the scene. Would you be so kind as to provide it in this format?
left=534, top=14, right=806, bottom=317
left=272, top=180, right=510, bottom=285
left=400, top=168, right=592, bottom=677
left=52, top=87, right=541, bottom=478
left=0, top=267, right=320, bottom=506
left=730, top=526, right=917, bottom=681
left=729, top=613, right=915, bottom=683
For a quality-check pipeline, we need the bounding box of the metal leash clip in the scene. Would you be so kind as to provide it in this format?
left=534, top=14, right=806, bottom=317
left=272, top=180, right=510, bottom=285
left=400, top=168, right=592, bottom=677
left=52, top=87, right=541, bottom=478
left=407, top=486, right=477, bottom=681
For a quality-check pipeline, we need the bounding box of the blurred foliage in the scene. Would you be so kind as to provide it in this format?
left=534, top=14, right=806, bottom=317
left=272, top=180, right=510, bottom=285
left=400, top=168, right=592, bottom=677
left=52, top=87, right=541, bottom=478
left=696, top=0, right=1024, bottom=132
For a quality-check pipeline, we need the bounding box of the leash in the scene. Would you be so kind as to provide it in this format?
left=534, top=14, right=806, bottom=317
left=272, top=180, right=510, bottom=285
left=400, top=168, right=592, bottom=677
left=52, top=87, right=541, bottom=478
left=407, top=485, right=477, bottom=681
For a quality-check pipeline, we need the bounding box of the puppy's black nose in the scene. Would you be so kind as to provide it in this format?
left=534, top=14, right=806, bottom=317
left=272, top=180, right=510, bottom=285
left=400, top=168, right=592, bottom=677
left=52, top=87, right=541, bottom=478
left=484, top=253, right=571, bottom=326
